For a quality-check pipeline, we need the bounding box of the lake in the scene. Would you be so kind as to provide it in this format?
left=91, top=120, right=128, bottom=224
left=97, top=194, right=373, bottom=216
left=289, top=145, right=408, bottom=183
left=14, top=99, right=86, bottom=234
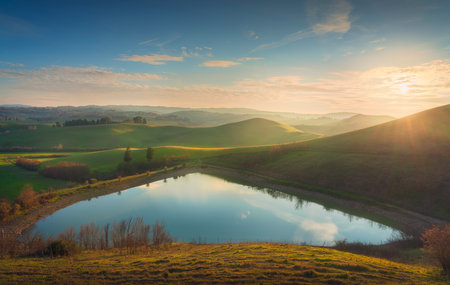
left=33, top=173, right=400, bottom=245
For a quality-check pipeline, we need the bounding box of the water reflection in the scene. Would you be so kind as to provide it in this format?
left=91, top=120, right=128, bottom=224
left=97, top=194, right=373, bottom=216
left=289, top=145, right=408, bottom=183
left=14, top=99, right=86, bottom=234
left=33, top=173, right=400, bottom=245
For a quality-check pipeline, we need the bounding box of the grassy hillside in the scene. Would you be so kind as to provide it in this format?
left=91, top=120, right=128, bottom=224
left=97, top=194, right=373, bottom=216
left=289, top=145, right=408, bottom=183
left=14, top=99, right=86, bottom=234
left=295, top=114, right=395, bottom=135
left=0, top=146, right=264, bottom=199
left=0, top=118, right=318, bottom=149
left=0, top=243, right=444, bottom=284
left=207, top=105, right=450, bottom=219
left=0, top=156, right=69, bottom=200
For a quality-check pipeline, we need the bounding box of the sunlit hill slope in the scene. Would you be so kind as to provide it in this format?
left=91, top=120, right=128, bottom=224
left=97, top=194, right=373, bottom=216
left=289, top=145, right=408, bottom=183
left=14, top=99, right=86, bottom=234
left=207, top=104, right=450, bottom=219
left=0, top=118, right=318, bottom=149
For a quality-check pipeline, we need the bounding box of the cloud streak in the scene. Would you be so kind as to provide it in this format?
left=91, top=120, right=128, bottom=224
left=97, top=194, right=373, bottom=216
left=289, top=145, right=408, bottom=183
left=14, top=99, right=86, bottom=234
left=201, top=60, right=241, bottom=68
left=1, top=60, right=449, bottom=116
left=116, top=54, right=183, bottom=65
left=253, top=0, right=353, bottom=52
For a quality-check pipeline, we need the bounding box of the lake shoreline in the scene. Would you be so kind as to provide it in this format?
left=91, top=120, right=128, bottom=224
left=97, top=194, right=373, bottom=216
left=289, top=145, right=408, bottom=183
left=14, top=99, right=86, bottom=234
left=1, top=165, right=446, bottom=238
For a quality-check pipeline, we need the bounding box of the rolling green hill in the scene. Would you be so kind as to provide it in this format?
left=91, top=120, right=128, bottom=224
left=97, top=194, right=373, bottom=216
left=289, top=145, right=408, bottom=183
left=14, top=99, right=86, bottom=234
left=207, top=105, right=450, bottom=220
left=0, top=118, right=318, bottom=149
left=295, top=114, right=395, bottom=135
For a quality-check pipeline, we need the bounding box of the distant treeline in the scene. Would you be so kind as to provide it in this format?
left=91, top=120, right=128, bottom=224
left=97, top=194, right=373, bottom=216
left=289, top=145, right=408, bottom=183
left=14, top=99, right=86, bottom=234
left=0, top=147, right=112, bottom=152
left=59, top=116, right=148, bottom=127
left=59, top=117, right=114, bottom=127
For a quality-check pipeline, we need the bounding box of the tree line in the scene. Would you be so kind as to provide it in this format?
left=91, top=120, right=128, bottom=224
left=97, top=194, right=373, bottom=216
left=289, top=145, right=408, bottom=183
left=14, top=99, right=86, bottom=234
left=0, top=217, right=173, bottom=257
left=55, top=116, right=148, bottom=127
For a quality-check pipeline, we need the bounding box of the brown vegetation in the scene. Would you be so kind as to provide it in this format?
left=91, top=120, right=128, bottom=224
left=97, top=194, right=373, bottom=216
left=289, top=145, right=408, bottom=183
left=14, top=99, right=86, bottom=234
left=39, top=161, right=90, bottom=182
left=16, top=185, right=39, bottom=210
left=421, top=224, right=450, bottom=272
left=15, top=158, right=41, bottom=171
left=0, top=200, right=11, bottom=221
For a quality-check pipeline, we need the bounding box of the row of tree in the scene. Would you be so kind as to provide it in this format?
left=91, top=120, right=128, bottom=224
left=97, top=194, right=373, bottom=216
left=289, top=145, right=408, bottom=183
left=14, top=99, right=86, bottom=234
left=0, top=217, right=173, bottom=257
left=124, top=147, right=154, bottom=163
left=55, top=115, right=149, bottom=127
left=55, top=117, right=114, bottom=127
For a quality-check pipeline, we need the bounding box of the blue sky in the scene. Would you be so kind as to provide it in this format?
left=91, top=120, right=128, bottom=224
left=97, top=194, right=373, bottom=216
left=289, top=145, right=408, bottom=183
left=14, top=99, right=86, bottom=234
left=1, top=0, right=450, bottom=115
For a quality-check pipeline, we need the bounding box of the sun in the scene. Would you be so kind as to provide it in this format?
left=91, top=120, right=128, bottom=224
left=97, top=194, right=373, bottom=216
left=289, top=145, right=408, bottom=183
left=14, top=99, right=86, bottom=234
left=400, top=85, right=409, bottom=94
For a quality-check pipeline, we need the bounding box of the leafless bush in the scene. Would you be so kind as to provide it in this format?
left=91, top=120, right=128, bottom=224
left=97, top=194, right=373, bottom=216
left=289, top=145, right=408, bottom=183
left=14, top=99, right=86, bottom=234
left=78, top=222, right=101, bottom=249
left=0, top=230, right=19, bottom=257
left=19, top=229, right=47, bottom=256
left=152, top=220, right=173, bottom=247
left=58, top=226, right=76, bottom=242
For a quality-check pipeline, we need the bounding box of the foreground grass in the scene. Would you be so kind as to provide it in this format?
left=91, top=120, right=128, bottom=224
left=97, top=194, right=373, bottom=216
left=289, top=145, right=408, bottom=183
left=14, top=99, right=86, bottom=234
left=0, top=243, right=446, bottom=284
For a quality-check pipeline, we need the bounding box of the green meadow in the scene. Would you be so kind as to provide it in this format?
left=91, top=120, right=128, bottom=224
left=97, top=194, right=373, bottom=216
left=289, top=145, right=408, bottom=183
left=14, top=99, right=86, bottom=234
left=0, top=118, right=318, bottom=149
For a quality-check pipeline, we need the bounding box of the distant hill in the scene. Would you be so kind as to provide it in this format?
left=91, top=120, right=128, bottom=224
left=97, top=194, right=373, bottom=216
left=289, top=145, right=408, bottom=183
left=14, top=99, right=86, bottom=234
left=0, top=105, right=381, bottom=131
left=294, top=114, right=395, bottom=135
left=306, top=105, right=450, bottom=155
left=0, top=118, right=319, bottom=149
left=208, top=105, right=450, bottom=220
left=0, top=104, right=32, bottom=108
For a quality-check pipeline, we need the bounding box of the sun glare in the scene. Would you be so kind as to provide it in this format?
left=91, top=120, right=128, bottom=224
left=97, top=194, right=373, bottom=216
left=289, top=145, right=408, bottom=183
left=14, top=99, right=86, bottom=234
left=400, top=85, right=409, bottom=94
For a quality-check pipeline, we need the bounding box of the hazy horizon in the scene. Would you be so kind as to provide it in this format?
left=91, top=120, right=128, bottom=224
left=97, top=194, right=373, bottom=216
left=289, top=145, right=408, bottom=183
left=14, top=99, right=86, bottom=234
left=1, top=0, right=450, bottom=116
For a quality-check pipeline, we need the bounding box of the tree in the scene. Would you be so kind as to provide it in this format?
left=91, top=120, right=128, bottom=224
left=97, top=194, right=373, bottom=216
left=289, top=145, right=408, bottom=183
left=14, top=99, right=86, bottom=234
left=133, top=116, right=143, bottom=124
left=142, top=118, right=147, bottom=124
left=421, top=224, right=450, bottom=272
left=124, top=147, right=132, bottom=162
left=146, top=147, right=154, bottom=162
left=0, top=199, right=11, bottom=221
left=99, top=116, right=112, bottom=124
left=16, top=184, right=39, bottom=209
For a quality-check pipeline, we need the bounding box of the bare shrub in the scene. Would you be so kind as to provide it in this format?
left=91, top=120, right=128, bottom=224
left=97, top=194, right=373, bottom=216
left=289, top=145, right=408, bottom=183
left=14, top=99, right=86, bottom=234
left=78, top=222, right=101, bottom=249
left=421, top=224, right=450, bottom=272
left=58, top=226, right=76, bottom=242
left=0, top=230, right=19, bottom=257
left=19, top=229, right=46, bottom=256
left=16, top=185, right=39, bottom=209
left=152, top=220, right=173, bottom=247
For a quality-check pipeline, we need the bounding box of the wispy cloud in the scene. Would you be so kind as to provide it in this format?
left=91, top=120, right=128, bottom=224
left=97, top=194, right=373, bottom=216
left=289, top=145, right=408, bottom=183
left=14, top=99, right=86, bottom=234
left=0, top=65, right=166, bottom=84
left=253, top=0, right=353, bottom=52
left=1, top=60, right=449, bottom=116
left=237, top=57, right=263, bottom=62
left=248, top=30, right=259, bottom=40
left=0, top=61, right=24, bottom=67
left=375, top=46, right=385, bottom=51
left=201, top=60, right=241, bottom=68
left=311, top=0, right=352, bottom=34
left=116, top=54, right=183, bottom=65
left=369, top=38, right=386, bottom=44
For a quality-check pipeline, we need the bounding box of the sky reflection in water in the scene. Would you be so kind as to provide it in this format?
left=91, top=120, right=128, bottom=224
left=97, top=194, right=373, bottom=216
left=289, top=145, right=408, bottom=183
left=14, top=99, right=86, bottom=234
left=34, top=173, right=399, bottom=245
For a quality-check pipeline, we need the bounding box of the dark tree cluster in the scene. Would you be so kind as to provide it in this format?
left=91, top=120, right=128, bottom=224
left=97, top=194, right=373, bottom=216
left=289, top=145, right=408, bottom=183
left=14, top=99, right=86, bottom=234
left=132, top=116, right=147, bottom=124
left=59, top=116, right=113, bottom=127
left=39, top=162, right=90, bottom=182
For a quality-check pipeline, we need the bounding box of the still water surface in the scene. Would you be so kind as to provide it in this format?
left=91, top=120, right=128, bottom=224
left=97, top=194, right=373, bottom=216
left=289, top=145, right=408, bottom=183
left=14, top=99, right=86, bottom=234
left=34, top=173, right=399, bottom=245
